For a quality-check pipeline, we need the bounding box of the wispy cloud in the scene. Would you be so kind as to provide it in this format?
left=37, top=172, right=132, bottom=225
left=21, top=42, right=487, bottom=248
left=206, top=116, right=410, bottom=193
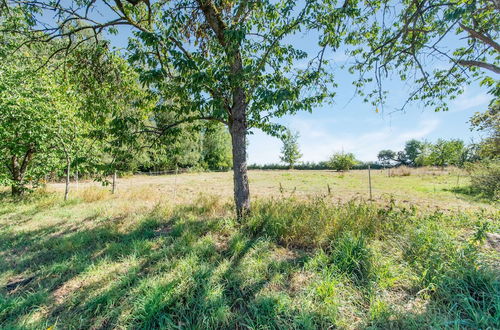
left=248, top=118, right=440, bottom=164
left=450, top=89, right=491, bottom=112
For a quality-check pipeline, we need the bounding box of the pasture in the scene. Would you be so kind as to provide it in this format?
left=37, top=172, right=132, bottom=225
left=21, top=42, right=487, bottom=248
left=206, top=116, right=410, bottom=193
left=1, top=169, right=498, bottom=329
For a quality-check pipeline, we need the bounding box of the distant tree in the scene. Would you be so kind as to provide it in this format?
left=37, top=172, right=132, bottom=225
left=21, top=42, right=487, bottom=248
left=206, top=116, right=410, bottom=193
left=202, top=123, right=232, bottom=171
left=470, top=101, right=500, bottom=159
left=280, top=129, right=302, bottom=169
left=328, top=152, right=357, bottom=172
left=415, top=142, right=434, bottom=167
left=395, top=151, right=409, bottom=166
left=429, top=139, right=466, bottom=167
left=377, top=150, right=396, bottom=167
left=404, top=140, right=423, bottom=166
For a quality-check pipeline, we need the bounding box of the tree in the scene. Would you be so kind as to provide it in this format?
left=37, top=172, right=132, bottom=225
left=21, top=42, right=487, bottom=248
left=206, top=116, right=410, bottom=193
left=328, top=152, right=357, bottom=172
left=202, top=123, right=232, bottom=171
left=404, top=140, right=423, bottom=167
left=342, top=0, right=499, bottom=111
left=0, top=30, right=61, bottom=195
left=415, top=141, right=434, bottom=167
left=6, top=0, right=342, bottom=218
left=377, top=149, right=396, bottom=167
left=429, top=139, right=466, bottom=167
left=280, top=129, right=302, bottom=169
left=470, top=100, right=500, bottom=159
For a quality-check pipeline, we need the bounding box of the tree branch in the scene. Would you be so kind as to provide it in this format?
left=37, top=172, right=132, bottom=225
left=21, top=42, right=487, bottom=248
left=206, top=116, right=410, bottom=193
left=457, top=59, right=500, bottom=74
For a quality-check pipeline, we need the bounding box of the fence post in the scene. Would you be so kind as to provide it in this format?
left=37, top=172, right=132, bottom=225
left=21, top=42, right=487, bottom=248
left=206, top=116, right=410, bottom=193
left=368, top=164, right=373, bottom=200
left=112, top=171, right=117, bottom=194
left=173, top=166, right=178, bottom=201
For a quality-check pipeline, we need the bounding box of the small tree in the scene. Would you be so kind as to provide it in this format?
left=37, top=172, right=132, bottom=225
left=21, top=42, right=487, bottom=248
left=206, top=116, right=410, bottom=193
left=470, top=101, right=500, bottom=159
left=280, top=129, right=302, bottom=169
left=328, top=152, right=357, bottom=172
left=377, top=150, right=396, bottom=167
left=0, top=31, right=61, bottom=195
left=404, top=140, right=423, bottom=167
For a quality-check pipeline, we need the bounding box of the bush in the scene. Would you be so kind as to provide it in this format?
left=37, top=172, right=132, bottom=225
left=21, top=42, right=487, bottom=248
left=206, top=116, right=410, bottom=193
left=467, top=160, right=500, bottom=200
left=327, top=152, right=357, bottom=172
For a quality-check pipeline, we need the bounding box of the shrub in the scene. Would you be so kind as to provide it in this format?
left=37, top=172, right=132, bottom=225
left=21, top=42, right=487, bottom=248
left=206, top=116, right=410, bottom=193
left=389, top=166, right=412, bottom=177
left=467, top=160, right=500, bottom=200
left=327, top=152, right=357, bottom=172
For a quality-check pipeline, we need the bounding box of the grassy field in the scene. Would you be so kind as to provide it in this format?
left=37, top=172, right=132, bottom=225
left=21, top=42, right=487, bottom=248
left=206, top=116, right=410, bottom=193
left=1, top=169, right=499, bottom=329
left=48, top=167, right=496, bottom=211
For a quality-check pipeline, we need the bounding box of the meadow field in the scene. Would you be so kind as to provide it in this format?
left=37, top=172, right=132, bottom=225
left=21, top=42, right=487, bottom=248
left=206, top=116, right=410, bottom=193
left=1, top=169, right=499, bottom=329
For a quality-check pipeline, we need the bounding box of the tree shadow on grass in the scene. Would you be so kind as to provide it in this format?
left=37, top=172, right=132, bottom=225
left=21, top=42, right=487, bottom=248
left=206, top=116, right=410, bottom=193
left=445, top=186, right=496, bottom=203
left=2, top=198, right=497, bottom=329
left=0, top=206, right=326, bottom=329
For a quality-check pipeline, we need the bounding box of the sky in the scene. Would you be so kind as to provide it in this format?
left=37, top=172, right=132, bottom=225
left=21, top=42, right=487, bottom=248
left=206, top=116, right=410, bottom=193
left=84, top=3, right=493, bottom=164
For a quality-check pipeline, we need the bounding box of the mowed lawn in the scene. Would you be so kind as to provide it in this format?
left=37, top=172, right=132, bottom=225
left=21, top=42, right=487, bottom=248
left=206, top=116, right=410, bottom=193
left=1, top=169, right=499, bottom=329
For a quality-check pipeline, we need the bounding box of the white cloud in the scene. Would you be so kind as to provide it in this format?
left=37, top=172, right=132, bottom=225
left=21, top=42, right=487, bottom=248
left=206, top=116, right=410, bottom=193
left=247, top=118, right=440, bottom=164
left=450, top=89, right=491, bottom=112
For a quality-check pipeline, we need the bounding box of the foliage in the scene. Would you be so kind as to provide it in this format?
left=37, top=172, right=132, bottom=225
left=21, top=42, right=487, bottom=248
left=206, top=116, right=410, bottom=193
left=279, top=129, right=302, bottom=169
left=328, top=152, right=357, bottom=172
left=466, top=160, right=500, bottom=201
left=470, top=101, right=500, bottom=159
left=4, top=0, right=345, bottom=216
left=428, top=139, right=466, bottom=167
left=377, top=150, right=396, bottom=167
left=342, top=0, right=500, bottom=110
left=404, top=139, right=424, bottom=166
left=202, top=123, right=232, bottom=171
left=0, top=32, right=62, bottom=194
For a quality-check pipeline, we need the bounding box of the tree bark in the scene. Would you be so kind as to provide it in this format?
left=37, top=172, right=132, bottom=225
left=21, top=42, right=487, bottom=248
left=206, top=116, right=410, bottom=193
left=11, top=184, right=23, bottom=196
left=64, top=157, right=70, bottom=201
left=229, top=100, right=250, bottom=220
left=10, top=148, right=34, bottom=196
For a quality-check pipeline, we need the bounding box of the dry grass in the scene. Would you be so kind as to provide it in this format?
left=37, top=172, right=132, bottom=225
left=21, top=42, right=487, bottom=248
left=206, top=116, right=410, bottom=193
left=44, top=168, right=493, bottom=212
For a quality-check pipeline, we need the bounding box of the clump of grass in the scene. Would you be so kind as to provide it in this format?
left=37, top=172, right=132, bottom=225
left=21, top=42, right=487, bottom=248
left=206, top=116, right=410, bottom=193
left=77, top=187, right=110, bottom=203
left=245, top=197, right=412, bottom=248
left=403, top=220, right=500, bottom=327
left=389, top=166, right=412, bottom=177
left=327, top=232, right=372, bottom=283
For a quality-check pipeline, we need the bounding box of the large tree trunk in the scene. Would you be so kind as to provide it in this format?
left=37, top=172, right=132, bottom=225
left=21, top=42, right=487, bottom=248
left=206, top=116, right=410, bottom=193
left=64, top=158, right=70, bottom=201
left=229, top=100, right=250, bottom=220
left=11, top=184, right=23, bottom=196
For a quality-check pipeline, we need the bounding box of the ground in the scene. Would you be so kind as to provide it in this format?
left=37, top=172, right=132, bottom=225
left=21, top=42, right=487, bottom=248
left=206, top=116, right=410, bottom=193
left=0, top=169, right=498, bottom=329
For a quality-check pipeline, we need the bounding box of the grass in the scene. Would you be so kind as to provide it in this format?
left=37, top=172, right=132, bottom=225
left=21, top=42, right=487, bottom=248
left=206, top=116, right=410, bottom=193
left=0, top=170, right=499, bottom=329
left=45, top=168, right=497, bottom=212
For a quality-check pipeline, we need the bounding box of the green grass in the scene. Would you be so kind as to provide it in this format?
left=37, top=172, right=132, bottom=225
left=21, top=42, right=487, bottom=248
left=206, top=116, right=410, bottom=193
left=0, top=180, right=499, bottom=329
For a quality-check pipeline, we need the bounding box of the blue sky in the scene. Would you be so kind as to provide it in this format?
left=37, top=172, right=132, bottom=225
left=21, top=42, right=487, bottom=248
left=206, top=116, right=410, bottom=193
left=94, top=6, right=493, bottom=164
left=245, top=28, right=493, bottom=164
